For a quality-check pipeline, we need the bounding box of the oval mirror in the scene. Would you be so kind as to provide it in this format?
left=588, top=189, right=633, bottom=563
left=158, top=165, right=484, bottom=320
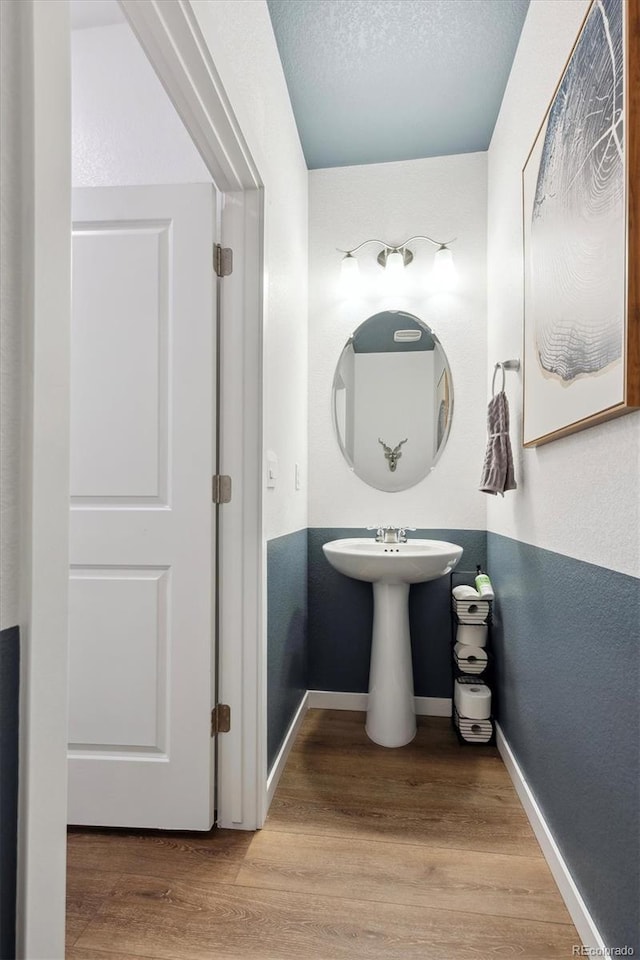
left=332, top=310, right=453, bottom=492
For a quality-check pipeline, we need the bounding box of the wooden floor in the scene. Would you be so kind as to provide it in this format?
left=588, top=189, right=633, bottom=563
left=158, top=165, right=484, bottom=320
left=67, top=710, right=580, bottom=959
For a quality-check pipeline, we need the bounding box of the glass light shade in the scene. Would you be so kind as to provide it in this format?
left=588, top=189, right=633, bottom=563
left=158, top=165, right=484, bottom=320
left=431, top=246, right=455, bottom=291
left=340, top=254, right=361, bottom=295
left=385, top=249, right=405, bottom=280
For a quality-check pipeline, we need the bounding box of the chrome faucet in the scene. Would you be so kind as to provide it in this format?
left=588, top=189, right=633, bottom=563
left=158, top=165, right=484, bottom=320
left=367, top=526, right=416, bottom=544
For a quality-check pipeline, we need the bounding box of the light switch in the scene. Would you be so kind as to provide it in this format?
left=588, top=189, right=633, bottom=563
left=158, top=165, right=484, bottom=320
left=295, top=462, right=301, bottom=490
left=266, top=450, right=278, bottom=489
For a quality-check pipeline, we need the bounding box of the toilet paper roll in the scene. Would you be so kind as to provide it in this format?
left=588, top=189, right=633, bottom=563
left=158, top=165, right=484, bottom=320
left=456, top=623, right=488, bottom=647
left=456, top=713, right=493, bottom=743
left=454, top=599, right=490, bottom=623
left=452, top=585, right=480, bottom=600
left=454, top=679, right=492, bottom=720
left=454, top=642, right=488, bottom=675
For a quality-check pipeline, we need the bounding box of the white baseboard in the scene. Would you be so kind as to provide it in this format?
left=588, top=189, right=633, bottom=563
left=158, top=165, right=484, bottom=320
left=308, top=690, right=367, bottom=711
left=265, top=692, right=309, bottom=809
left=496, top=724, right=606, bottom=952
left=308, top=690, right=452, bottom=717
left=414, top=696, right=452, bottom=717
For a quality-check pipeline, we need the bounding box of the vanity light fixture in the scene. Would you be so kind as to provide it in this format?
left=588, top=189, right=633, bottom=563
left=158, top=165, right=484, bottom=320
left=338, top=235, right=456, bottom=292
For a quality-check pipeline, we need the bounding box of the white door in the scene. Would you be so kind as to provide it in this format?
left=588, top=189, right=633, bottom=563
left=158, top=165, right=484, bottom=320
left=68, top=184, right=217, bottom=830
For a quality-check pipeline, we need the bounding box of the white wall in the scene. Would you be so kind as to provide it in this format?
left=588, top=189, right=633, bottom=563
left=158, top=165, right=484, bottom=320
left=72, top=22, right=210, bottom=186
left=487, top=0, right=640, bottom=578
left=191, top=0, right=309, bottom=541
left=309, top=153, right=487, bottom=530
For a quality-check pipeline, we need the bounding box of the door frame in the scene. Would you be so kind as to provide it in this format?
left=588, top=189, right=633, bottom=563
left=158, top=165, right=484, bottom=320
left=19, top=0, right=265, bottom=954
left=121, top=0, right=267, bottom=833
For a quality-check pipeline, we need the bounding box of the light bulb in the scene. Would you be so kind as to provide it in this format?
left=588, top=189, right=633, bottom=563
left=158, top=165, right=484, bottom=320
left=340, top=253, right=361, bottom=296
left=431, top=245, right=455, bottom=292
left=385, top=249, right=405, bottom=280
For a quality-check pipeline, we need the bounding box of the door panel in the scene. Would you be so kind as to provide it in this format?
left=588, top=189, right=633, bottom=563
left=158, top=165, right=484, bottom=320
left=68, top=566, right=169, bottom=750
left=68, top=184, right=216, bottom=830
left=70, top=221, right=169, bottom=502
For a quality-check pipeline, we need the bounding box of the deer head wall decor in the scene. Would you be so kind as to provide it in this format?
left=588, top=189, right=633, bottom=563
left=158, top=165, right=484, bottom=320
left=378, top=437, right=407, bottom=472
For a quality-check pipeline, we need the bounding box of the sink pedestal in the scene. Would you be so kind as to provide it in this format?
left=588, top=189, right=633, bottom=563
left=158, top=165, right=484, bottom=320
left=322, top=537, right=463, bottom=749
left=366, top=582, right=416, bottom=747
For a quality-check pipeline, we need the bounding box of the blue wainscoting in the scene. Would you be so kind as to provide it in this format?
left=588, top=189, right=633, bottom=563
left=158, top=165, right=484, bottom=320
left=0, top=625, right=19, bottom=960
left=487, top=533, right=639, bottom=953
left=307, top=528, right=487, bottom=698
left=267, top=530, right=308, bottom=772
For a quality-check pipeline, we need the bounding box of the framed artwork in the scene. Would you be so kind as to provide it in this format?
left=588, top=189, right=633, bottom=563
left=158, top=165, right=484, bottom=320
left=522, top=0, right=639, bottom=446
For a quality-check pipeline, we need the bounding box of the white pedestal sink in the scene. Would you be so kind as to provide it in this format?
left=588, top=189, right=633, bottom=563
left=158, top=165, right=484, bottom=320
left=322, top=538, right=463, bottom=747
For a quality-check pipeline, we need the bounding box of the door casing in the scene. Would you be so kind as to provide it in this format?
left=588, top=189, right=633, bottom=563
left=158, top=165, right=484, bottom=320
left=18, top=1, right=266, bottom=955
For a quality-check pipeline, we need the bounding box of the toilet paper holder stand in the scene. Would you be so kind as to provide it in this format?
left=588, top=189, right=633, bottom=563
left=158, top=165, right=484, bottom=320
left=450, top=569, right=495, bottom=746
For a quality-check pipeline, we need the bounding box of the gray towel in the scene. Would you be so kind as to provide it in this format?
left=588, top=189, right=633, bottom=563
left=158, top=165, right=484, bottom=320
left=479, top=391, right=516, bottom=496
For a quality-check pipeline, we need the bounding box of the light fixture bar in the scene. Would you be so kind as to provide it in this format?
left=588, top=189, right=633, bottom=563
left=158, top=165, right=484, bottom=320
left=401, top=235, right=456, bottom=248
left=337, top=235, right=455, bottom=257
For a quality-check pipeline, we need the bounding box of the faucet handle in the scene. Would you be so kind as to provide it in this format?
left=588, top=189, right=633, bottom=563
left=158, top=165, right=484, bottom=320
left=398, top=527, right=416, bottom=542
left=368, top=525, right=401, bottom=543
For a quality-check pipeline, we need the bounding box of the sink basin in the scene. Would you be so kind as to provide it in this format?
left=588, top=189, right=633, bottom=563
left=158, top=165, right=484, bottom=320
left=322, top=538, right=463, bottom=584
left=323, top=536, right=463, bottom=747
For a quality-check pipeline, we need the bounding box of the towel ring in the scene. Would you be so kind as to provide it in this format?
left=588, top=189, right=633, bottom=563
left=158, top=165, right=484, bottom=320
left=492, top=359, right=520, bottom=396
left=492, top=363, right=506, bottom=396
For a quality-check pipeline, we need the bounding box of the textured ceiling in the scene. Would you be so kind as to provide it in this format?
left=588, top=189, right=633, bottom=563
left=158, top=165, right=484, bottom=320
left=267, top=0, right=530, bottom=169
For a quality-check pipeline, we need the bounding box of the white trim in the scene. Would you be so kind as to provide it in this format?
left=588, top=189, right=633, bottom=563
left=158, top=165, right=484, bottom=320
left=122, top=0, right=260, bottom=193
left=414, top=696, right=452, bottom=717
left=120, top=0, right=265, bottom=831
left=265, top=693, right=310, bottom=809
left=216, top=186, right=265, bottom=829
left=308, top=690, right=368, bottom=711
left=17, top=2, right=71, bottom=957
left=308, top=690, right=452, bottom=717
left=496, top=724, right=607, bottom=953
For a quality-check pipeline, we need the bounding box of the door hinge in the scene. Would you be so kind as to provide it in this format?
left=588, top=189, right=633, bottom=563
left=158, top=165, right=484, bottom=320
left=212, top=474, right=232, bottom=504
left=211, top=703, right=231, bottom=736
left=214, top=244, right=233, bottom=278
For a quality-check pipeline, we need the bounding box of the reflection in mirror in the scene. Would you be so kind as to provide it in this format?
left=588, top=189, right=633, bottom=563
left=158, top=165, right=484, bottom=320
left=332, top=311, right=453, bottom=492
